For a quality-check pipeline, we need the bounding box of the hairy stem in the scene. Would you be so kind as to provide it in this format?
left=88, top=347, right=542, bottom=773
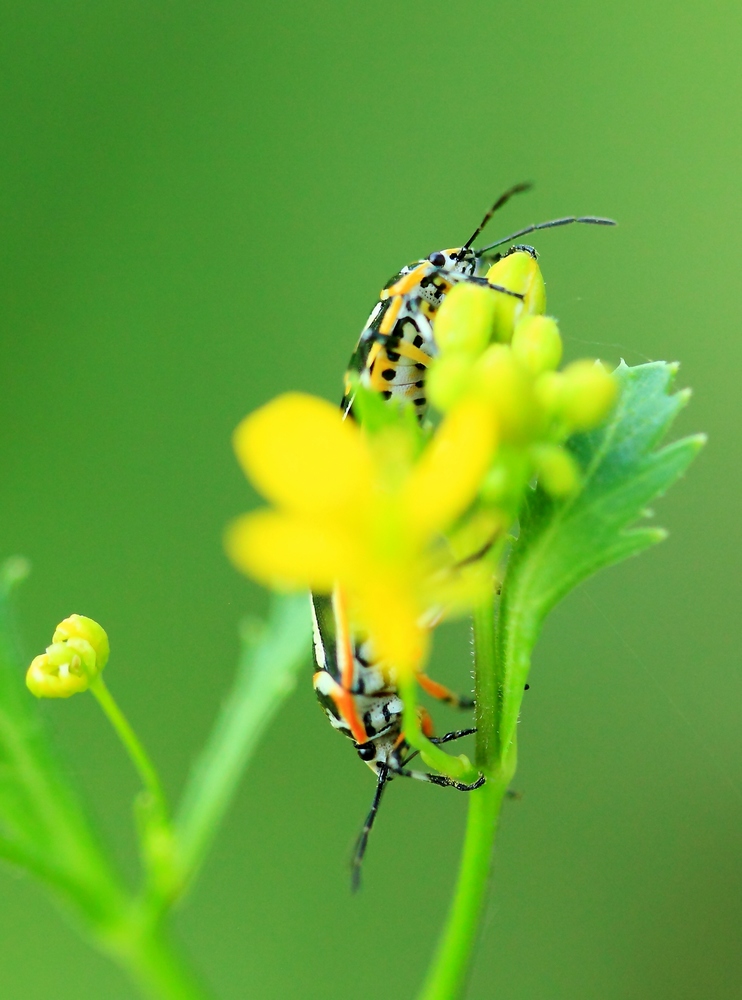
left=416, top=767, right=513, bottom=1000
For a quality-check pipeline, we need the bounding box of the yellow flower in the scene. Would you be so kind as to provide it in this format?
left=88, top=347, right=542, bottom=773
left=27, top=614, right=109, bottom=698
left=227, top=392, right=498, bottom=672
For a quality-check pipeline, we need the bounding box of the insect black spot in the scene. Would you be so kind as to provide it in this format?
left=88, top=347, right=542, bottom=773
left=524, top=684, right=530, bottom=691
left=414, top=397, right=427, bottom=407
left=386, top=350, right=400, bottom=362
left=382, top=390, right=392, bottom=400
left=357, top=744, right=376, bottom=761
left=413, top=334, right=424, bottom=347
left=381, top=702, right=391, bottom=724
left=415, top=362, right=427, bottom=370
left=381, top=368, right=396, bottom=382
left=415, top=380, right=424, bottom=388
left=428, top=251, right=446, bottom=267
left=363, top=711, right=376, bottom=736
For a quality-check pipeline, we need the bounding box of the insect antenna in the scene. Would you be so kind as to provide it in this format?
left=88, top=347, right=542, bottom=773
left=351, top=763, right=389, bottom=892
left=454, top=181, right=532, bottom=262
left=477, top=215, right=617, bottom=257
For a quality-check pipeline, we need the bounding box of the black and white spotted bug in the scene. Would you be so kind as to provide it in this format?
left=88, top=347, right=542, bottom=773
left=310, top=589, right=483, bottom=890
left=342, top=183, right=615, bottom=421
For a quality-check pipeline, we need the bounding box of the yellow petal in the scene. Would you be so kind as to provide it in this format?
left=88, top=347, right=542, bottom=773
left=225, top=510, right=363, bottom=592
left=352, top=577, right=429, bottom=676
left=233, top=393, right=372, bottom=514
left=400, top=399, right=497, bottom=540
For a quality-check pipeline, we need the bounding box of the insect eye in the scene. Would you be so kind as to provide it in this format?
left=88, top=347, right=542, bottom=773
left=357, top=744, right=376, bottom=761
left=428, top=251, right=446, bottom=267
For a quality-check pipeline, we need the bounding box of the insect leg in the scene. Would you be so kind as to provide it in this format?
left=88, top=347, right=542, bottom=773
left=430, top=727, right=477, bottom=744
left=351, top=762, right=389, bottom=892
left=417, top=672, right=475, bottom=710
left=391, top=765, right=486, bottom=792
left=464, top=274, right=524, bottom=299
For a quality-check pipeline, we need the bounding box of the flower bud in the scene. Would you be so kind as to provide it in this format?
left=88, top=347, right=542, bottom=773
left=479, top=449, right=531, bottom=506
left=533, top=370, right=566, bottom=415
left=532, top=444, right=580, bottom=497
left=27, top=615, right=109, bottom=698
left=473, top=345, right=538, bottom=443
left=53, top=614, right=110, bottom=671
left=485, top=251, right=547, bottom=343
left=434, top=282, right=498, bottom=357
left=511, top=315, right=562, bottom=375
left=560, top=360, right=618, bottom=431
left=427, top=353, right=474, bottom=411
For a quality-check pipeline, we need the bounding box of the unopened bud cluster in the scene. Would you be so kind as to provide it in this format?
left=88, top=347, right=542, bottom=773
left=26, top=614, right=109, bottom=698
left=428, top=250, right=617, bottom=502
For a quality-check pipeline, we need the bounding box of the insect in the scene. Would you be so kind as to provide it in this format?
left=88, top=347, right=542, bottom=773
left=311, top=589, right=484, bottom=890
left=342, top=182, right=616, bottom=420
left=315, top=187, right=616, bottom=886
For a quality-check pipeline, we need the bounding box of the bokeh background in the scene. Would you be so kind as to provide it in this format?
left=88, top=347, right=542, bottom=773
left=0, top=2, right=740, bottom=998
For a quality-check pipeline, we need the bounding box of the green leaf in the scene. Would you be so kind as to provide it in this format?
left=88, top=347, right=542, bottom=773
left=174, top=592, right=311, bottom=889
left=496, top=361, right=705, bottom=752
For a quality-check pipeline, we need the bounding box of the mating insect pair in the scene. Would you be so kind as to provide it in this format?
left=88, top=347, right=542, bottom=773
left=312, top=184, right=616, bottom=887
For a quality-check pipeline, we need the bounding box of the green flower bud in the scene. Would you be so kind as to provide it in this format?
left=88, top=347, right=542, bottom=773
left=434, top=282, right=498, bottom=357
left=511, top=315, right=562, bottom=375
left=532, top=444, right=580, bottom=497
left=427, top=353, right=475, bottom=411
left=485, top=251, right=547, bottom=344
left=480, top=449, right=531, bottom=506
left=473, top=344, right=538, bottom=443
left=560, top=360, right=618, bottom=431
left=27, top=615, right=109, bottom=698
left=533, top=370, right=566, bottom=415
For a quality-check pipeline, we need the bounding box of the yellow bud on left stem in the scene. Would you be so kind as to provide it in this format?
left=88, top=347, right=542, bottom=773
left=26, top=614, right=109, bottom=698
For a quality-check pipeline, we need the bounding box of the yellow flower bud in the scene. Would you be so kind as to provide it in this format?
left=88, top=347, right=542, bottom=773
left=473, top=345, right=538, bottom=443
left=53, top=614, right=110, bottom=672
left=485, top=251, right=547, bottom=343
left=511, top=315, right=562, bottom=375
left=434, top=282, right=498, bottom=357
left=532, top=444, right=580, bottom=497
left=560, top=360, right=618, bottom=431
left=533, top=370, right=566, bottom=415
left=26, top=615, right=109, bottom=699
left=427, top=353, right=475, bottom=412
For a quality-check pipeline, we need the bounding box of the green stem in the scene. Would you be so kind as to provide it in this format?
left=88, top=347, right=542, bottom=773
left=416, top=770, right=512, bottom=1000
left=417, top=587, right=517, bottom=1000
left=473, top=593, right=499, bottom=771
left=399, top=674, right=479, bottom=784
left=106, top=922, right=212, bottom=1000
left=90, top=677, right=168, bottom=820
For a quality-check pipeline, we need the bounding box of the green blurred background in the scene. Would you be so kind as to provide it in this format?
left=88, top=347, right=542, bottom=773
left=0, top=2, right=739, bottom=997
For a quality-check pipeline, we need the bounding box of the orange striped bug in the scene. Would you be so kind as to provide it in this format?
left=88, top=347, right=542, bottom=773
left=314, top=187, right=615, bottom=886
left=311, top=589, right=483, bottom=890
left=343, top=183, right=615, bottom=420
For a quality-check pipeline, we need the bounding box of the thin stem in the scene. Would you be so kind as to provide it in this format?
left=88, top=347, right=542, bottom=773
left=399, top=674, right=479, bottom=783
left=90, top=677, right=168, bottom=820
left=416, top=774, right=511, bottom=1000
left=417, top=586, right=517, bottom=1000
left=106, top=923, right=213, bottom=1000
